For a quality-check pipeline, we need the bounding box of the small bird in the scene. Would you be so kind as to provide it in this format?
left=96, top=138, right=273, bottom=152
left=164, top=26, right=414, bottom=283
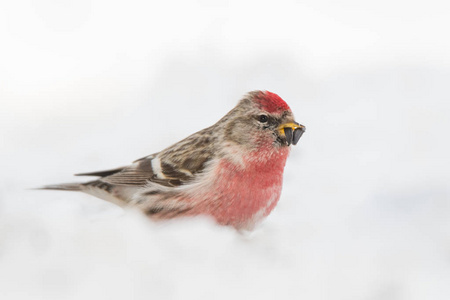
left=42, top=91, right=305, bottom=230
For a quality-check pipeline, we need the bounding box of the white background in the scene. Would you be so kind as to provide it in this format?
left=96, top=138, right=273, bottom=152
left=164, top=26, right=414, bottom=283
left=1, top=1, right=449, bottom=299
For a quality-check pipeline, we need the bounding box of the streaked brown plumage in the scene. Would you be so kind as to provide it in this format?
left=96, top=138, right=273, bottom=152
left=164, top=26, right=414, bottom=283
left=42, top=91, right=306, bottom=229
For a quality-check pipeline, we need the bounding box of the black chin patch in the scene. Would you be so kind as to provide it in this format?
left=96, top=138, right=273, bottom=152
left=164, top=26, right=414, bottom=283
left=284, top=127, right=293, bottom=146
left=292, top=127, right=304, bottom=145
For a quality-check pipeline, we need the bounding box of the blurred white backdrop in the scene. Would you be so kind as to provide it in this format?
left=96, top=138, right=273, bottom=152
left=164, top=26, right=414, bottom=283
left=1, top=1, right=450, bottom=299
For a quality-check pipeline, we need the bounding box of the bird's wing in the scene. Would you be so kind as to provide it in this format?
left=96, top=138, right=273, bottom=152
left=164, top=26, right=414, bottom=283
left=76, top=127, right=215, bottom=188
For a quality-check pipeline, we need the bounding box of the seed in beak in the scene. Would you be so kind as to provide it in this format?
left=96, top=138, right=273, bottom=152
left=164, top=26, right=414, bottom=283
left=284, top=127, right=293, bottom=146
left=292, top=127, right=305, bottom=145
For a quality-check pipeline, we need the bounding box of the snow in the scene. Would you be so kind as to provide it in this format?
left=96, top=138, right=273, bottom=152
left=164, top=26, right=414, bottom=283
left=1, top=1, right=450, bottom=299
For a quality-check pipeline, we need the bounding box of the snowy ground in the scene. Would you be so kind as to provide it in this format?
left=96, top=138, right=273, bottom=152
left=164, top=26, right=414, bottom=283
left=1, top=1, right=450, bottom=300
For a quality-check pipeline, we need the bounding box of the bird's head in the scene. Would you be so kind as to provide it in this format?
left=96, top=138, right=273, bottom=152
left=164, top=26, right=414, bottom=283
left=222, top=91, right=305, bottom=150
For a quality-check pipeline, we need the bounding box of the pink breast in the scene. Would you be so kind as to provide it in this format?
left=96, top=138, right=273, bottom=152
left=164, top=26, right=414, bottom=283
left=190, top=148, right=290, bottom=229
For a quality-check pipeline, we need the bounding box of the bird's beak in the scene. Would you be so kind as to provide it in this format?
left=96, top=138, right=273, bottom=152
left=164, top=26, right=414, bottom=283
left=278, top=122, right=306, bottom=146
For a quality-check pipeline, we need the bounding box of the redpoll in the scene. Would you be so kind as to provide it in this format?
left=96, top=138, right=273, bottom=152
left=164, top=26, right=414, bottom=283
left=42, top=91, right=306, bottom=230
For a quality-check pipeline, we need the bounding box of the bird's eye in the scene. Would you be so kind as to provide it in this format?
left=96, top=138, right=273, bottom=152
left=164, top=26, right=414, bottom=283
left=258, top=115, right=268, bottom=123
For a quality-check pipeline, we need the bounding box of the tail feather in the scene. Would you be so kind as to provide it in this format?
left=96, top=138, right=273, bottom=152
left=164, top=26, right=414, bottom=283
left=37, top=181, right=129, bottom=207
left=75, top=167, right=125, bottom=177
left=37, top=183, right=83, bottom=191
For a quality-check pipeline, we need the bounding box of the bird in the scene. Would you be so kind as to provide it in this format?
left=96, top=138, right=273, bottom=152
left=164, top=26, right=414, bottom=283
left=41, top=91, right=306, bottom=230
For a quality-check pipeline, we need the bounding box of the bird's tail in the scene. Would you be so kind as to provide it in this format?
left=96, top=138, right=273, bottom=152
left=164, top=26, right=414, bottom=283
left=37, top=183, right=83, bottom=191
